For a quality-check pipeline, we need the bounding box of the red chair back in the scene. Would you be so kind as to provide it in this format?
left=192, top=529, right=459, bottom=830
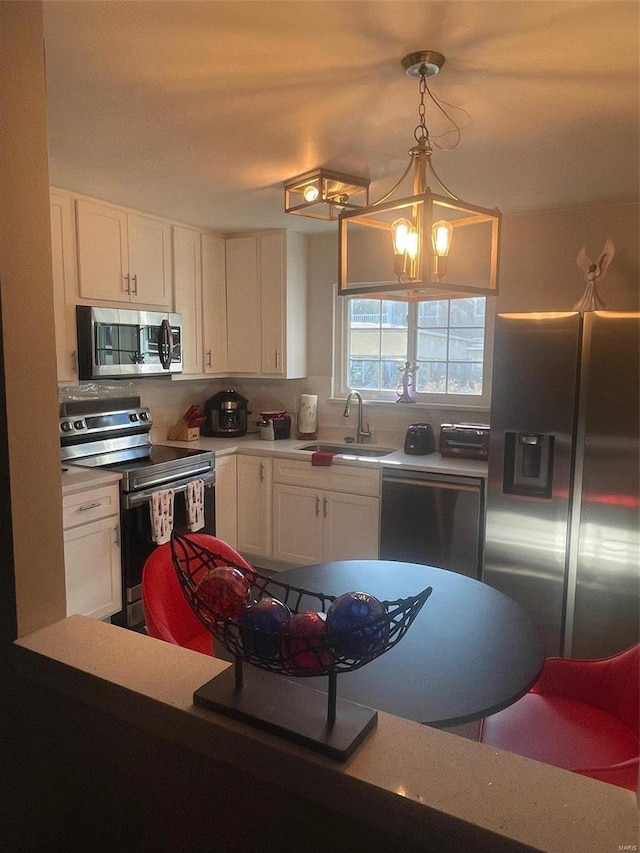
left=482, top=643, right=640, bottom=791
left=532, top=643, right=639, bottom=736
left=142, top=533, right=254, bottom=655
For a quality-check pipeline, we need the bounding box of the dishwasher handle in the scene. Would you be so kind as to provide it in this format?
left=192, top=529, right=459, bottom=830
left=383, top=475, right=481, bottom=494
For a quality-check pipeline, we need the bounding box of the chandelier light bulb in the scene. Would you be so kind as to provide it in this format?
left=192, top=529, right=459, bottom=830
left=303, top=184, right=320, bottom=203
left=392, top=218, right=412, bottom=255
left=432, top=220, right=453, bottom=257
left=406, top=227, right=419, bottom=260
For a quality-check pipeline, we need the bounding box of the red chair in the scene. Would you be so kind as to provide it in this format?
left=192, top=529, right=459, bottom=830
left=142, top=533, right=254, bottom=657
left=480, top=644, right=640, bottom=791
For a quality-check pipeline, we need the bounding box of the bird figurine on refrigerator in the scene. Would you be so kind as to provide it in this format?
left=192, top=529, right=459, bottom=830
left=574, top=239, right=615, bottom=312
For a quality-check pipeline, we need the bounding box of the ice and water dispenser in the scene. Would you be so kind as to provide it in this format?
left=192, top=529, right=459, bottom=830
left=502, top=432, right=555, bottom=498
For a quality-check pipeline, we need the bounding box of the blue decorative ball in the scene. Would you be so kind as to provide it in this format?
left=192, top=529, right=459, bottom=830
left=243, top=597, right=291, bottom=661
left=326, top=591, right=388, bottom=660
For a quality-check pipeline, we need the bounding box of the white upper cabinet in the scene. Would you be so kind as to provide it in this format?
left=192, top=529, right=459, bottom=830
left=172, top=224, right=203, bottom=375
left=225, top=230, right=307, bottom=378
left=225, top=234, right=260, bottom=373
left=261, top=230, right=307, bottom=378
left=50, top=189, right=78, bottom=382
left=173, top=227, right=228, bottom=378
left=76, top=198, right=171, bottom=308
left=202, top=232, right=229, bottom=375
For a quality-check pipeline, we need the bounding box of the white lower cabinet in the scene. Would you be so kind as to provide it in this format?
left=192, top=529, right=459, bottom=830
left=322, top=490, right=380, bottom=562
left=272, top=459, right=380, bottom=566
left=215, top=454, right=238, bottom=548
left=63, top=484, right=122, bottom=620
left=273, top=484, right=379, bottom=565
left=236, top=455, right=272, bottom=559
left=272, top=484, right=324, bottom=564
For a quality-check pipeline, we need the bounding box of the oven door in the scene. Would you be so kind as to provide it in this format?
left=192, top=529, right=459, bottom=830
left=113, top=472, right=215, bottom=630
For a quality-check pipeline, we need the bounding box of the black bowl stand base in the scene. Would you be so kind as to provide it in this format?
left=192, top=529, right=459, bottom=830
left=194, top=662, right=378, bottom=762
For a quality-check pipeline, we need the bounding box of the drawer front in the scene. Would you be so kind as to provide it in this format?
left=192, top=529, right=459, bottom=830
left=63, top=484, right=120, bottom=528
left=273, top=458, right=380, bottom=497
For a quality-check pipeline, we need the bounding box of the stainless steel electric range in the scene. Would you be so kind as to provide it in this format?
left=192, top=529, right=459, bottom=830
left=60, top=396, right=215, bottom=630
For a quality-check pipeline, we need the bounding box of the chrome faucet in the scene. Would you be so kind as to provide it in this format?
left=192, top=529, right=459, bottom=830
left=343, top=390, right=371, bottom=443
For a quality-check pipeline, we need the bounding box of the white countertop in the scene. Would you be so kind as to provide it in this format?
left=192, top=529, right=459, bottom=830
left=160, top=435, right=488, bottom=479
left=61, top=463, right=122, bottom=496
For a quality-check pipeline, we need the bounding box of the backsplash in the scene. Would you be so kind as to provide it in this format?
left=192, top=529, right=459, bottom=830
left=60, top=377, right=489, bottom=451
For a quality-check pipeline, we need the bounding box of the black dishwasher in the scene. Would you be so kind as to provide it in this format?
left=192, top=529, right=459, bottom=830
left=380, top=469, right=484, bottom=578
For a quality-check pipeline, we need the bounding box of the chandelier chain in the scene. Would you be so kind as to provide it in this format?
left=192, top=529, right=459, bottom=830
left=414, top=70, right=430, bottom=146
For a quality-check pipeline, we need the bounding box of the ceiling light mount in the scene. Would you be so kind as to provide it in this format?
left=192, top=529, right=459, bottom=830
left=284, top=168, right=370, bottom=221
left=401, top=51, right=445, bottom=80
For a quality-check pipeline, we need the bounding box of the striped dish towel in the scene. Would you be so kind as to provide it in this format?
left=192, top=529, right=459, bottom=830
left=186, top=479, right=205, bottom=532
left=150, top=489, right=174, bottom=544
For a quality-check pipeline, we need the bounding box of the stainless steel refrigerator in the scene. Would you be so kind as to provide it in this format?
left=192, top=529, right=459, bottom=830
left=484, top=310, right=639, bottom=659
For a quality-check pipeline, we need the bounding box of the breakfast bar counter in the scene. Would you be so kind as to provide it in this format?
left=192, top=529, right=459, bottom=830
left=13, top=616, right=638, bottom=852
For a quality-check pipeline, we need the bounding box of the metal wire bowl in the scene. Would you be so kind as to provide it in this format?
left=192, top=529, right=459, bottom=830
left=171, top=534, right=432, bottom=679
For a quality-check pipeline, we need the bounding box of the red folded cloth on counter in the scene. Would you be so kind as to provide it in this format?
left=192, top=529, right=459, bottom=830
left=311, top=451, right=336, bottom=467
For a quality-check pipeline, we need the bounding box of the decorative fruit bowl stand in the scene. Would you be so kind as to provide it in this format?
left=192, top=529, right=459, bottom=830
left=171, top=535, right=432, bottom=760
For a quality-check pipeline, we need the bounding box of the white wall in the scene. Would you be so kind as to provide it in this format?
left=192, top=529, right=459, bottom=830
left=0, top=1, right=67, bottom=636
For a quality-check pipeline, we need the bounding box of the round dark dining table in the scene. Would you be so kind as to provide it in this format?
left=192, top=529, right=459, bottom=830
left=276, top=560, right=544, bottom=728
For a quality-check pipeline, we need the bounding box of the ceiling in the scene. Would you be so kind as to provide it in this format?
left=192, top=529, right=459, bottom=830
left=42, top=1, right=639, bottom=235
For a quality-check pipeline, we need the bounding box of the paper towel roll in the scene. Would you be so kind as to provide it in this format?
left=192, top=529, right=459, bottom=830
left=297, top=394, right=318, bottom=436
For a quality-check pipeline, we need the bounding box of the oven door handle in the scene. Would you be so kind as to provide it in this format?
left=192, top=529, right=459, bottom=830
left=122, top=471, right=214, bottom=510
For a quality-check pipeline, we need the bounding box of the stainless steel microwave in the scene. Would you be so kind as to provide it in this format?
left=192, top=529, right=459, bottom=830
left=76, top=306, right=183, bottom=379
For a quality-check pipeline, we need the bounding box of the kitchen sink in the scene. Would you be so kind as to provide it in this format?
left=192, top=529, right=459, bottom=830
left=298, top=443, right=395, bottom=458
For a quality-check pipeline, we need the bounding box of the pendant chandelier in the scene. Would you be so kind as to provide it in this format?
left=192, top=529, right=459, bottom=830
left=337, top=51, right=501, bottom=301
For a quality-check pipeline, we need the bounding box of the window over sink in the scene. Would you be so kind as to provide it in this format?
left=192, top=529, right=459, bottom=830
left=333, top=290, right=494, bottom=407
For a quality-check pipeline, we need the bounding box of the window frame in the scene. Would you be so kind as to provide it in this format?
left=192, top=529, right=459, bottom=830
left=333, top=287, right=495, bottom=409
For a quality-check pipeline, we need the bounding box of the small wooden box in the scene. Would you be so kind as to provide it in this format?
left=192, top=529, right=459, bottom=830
left=167, top=422, right=200, bottom=441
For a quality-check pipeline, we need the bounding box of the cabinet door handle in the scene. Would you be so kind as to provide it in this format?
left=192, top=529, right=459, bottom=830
left=323, top=497, right=328, bottom=518
left=78, top=501, right=102, bottom=512
left=259, top=463, right=264, bottom=483
left=124, top=273, right=130, bottom=294
left=315, top=495, right=320, bottom=516
left=275, top=349, right=281, bottom=370
left=115, top=526, right=121, bottom=548
left=131, top=274, right=138, bottom=295
left=206, top=349, right=212, bottom=367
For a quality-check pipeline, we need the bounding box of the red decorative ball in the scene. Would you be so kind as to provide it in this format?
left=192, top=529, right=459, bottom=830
left=281, top=611, right=332, bottom=675
left=196, top=566, right=251, bottom=621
